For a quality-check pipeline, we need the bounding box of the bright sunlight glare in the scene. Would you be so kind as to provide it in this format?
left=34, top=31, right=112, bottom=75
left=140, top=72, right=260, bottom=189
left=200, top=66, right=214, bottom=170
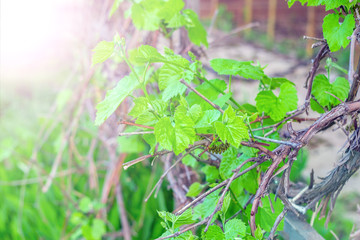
left=1, top=0, right=80, bottom=80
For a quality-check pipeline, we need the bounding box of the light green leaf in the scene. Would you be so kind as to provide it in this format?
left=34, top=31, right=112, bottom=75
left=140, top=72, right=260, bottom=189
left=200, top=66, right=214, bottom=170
left=186, top=182, right=204, bottom=197
left=157, top=0, right=184, bottom=22
left=201, top=165, right=220, bottom=183
left=219, top=148, right=241, bottom=179
left=183, top=9, right=208, bottom=47
left=186, top=79, right=227, bottom=110
left=129, top=45, right=166, bottom=65
left=195, top=110, right=221, bottom=128
left=108, top=0, right=124, bottom=18
left=224, top=219, right=246, bottom=239
left=210, top=58, right=264, bottom=79
left=215, top=106, right=249, bottom=147
left=129, top=97, right=149, bottom=118
left=155, top=117, right=174, bottom=150
left=257, top=194, right=284, bottom=232
left=203, top=225, right=225, bottom=240
left=131, top=0, right=162, bottom=30
left=188, top=104, right=202, bottom=122
left=255, top=83, right=298, bottom=121
left=167, top=12, right=187, bottom=28
left=220, top=193, right=231, bottom=214
left=323, top=13, right=355, bottom=52
left=193, top=190, right=221, bottom=219
left=95, top=74, right=138, bottom=125
left=91, top=41, right=114, bottom=66
left=174, top=107, right=196, bottom=154
left=311, top=74, right=350, bottom=112
left=91, top=219, right=106, bottom=240
left=79, top=197, right=92, bottom=213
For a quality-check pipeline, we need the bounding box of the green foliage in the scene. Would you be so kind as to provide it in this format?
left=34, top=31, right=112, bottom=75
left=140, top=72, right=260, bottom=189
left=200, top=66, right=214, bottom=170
left=255, top=83, right=298, bottom=121
left=323, top=13, right=355, bottom=52
left=310, top=74, right=350, bottom=113
left=215, top=106, right=249, bottom=148
left=95, top=74, right=139, bottom=125
left=91, top=40, right=115, bottom=66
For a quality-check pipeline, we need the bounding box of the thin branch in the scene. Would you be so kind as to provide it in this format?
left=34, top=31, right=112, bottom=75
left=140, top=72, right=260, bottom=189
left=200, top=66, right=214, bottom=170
left=253, top=135, right=299, bottom=148
left=145, top=153, right=189, bottom=202
left=180, top=79, right=224, bottom=114
left=204, top=158, right=254, bottom=232
left=118, top=120, right=154, bottom=130
left=123, top=150, right=172, bottom=170
left=267, top=209, right=288, bottom=240
left=119, top=131, right=154, bottom=136
left=115, top=183, right=132, bottom=240
left=155, top=217, right=210, bottom=240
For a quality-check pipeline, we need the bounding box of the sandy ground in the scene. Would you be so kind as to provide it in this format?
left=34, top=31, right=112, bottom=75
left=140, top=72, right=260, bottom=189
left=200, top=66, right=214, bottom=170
left=204, top=35, right=360, bottom=226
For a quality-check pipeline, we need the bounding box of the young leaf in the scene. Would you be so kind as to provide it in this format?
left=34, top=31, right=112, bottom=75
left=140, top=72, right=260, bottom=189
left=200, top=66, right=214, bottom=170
left=157, top=0, right=184, bottom=22
left=186, top=79, right=227, bottom=110
left=203, top=225, right=225, bottom=240
left=210, top=58, right=264, bottom=80
left=158, top=63, right=187, bottom=101
left=255, top=83, right=298, bottom=121
left=201, top=165, right=220, bottom=183
left=195, top=110, right=221, bottom=128
left=174, top=107, right=196, bottom=154
left=224, top=219, right=246, bottom=240
left=186, top=182, right=204, bottom=197
left=131, top=0, right=161, bottom=30
left=129, top=45, right=166, bottom=65
left=91, top=41, right=115, bottom=66
left=155, top=117, right=175, bottom=150
left=183, top=9, right=208, bottom=47
left=95, top=74, right=139, bottom=125
left=215, top=106, right=249, bottom=147
left=108, top=0, right=124, bottom=18
left=323, top=13, right=355, bottom=52
left=256, top=194, right=284, bottom=232
left=311, top=74, right=350, bottom=112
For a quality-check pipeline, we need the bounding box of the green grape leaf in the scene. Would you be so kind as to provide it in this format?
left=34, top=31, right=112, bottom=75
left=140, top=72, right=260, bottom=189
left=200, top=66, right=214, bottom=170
left=188, top=104, right=202, bottom=122
left=157, top=0, right=184, bottom=22
left=224, top=219, right=246, bottom=240
left=210, top=58, right=265, bottom=80
left=201, top=165, right=220, bottom=183
left=193, top=190, right=221, bottom=219
left=91, top=219, right=106, bottom=240
left=143, top=134, right=157, bottom=155
left=323, top=13, right=355, bottom=52
left=183, top=9, right=208, bottom=47
left=158, top=63, right=188, bottom=101
left=261, top=76, right=295, bottom=90
left=255, top=83, right=298, bottom=121
left=186, top=182, right=204, bottom=197
left=131, top=0, right=161, bottom=30
left=155, top=117, right=175, bottom=150
left=167, top=12, right=187, bottom=28
left=215, top=106, right=249, bottom=147
left=322, top=0, right=358, bottom=11
left=95, top=74, right=139, bottom=125
left=108, top=0, right=124, bottom=18
left=203, top=225, right=225, bottom=240
left=311, top=74, right=350, bottom=112
left=186, top=79, right=227, bottom=110
left=256, top=194, right=284, bottom=232
left=129, top=97, right=149, bottom=118
left=219, top=148, right=239, bottom=179
left=174, top=111, right=196, bottom=155
left=91, top=41, right=114, bottom=66
left=129, top=45, right=166, bottom=65
left=195, top=110, right=221, bottom=128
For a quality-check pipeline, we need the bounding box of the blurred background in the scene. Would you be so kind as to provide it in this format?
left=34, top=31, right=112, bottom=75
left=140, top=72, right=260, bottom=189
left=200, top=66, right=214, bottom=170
left=1, top=0, right=359, bottom=239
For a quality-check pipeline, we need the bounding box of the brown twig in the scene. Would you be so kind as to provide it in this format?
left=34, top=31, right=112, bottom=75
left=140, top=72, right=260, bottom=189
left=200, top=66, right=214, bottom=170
left=118, top=120, right=154, bottom=130
left=179, top=79, right=224, bottom=114
left=115, top=183, right=132, bottom=240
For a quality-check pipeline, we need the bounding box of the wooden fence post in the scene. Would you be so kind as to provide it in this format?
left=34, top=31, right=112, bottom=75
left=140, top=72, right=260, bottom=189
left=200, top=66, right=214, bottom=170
left=305, top=6, right=316, bottom=56
left=267, top=0, right=277, bottom=41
